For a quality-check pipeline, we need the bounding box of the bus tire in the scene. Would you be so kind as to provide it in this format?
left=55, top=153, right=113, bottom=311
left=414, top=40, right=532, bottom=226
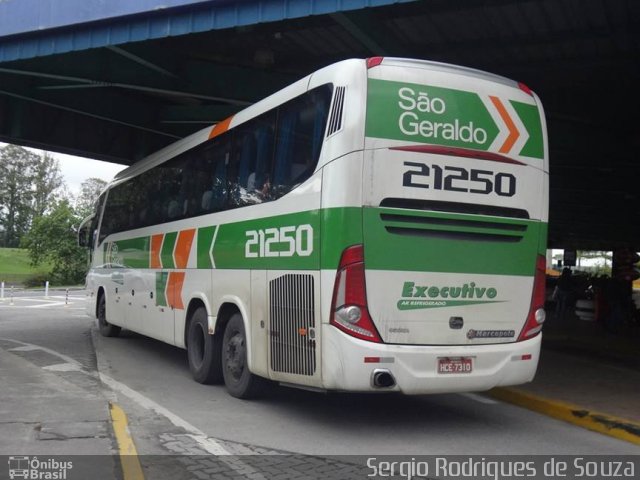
left=222, top=313, right=266, bottom=399
left=187, top=307, right=223, bottom=384
left=97, top=294, right=121, bottom=337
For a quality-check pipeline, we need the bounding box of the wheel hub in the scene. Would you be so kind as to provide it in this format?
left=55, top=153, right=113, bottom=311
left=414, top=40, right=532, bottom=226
left=225, top=332, right=245, bottom=380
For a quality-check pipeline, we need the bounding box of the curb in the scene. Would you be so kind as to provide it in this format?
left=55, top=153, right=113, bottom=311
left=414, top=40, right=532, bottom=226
left=489, top=387, right=640, bottom=446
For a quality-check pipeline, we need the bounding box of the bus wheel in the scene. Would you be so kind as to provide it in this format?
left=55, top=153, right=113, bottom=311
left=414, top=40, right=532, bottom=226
left=187, top=307, right=223, bottom=384
left=222, top=313, right=265, bottom=399
left=98, top=294, right=121, bottom=337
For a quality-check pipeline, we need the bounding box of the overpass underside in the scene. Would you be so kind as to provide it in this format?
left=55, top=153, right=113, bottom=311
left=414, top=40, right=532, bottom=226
left=0, top=0, right=639, bottom=249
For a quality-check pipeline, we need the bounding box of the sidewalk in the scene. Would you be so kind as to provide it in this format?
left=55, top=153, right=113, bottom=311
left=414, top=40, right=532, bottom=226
left=520, top=347, right=640, bottom=423
left=492, top=311, right=640, bottom=445
left=0, top=347, right=112, bottom=455
left=0, top=343, right=118, bottom=478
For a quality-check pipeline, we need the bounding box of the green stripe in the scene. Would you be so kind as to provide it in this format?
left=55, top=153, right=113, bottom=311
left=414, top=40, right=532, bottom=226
left=99, top=206, right=547, bottom=275
left=105, top=237, right=150, bottom=268
left=197, top=226, right=216, bottom=269
left=212, top=211, right=321, bottom=270
left=538, top=221, right=548, bottom=256
left=320, top=207, right=363, bottom=270
left=512, top=100, right=544, bottom=159
left=155, top=272, right=168, bottom=307
left=161, top=232, right=177, bottom=269
left=363, top=207, right=545, bottom=276
left=196, top=207, right=362, bottom=270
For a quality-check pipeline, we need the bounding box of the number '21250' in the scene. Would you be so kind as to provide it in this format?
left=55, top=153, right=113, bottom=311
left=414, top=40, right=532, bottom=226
left=403, top=161, right=516, bottom=197
left=245, top=225, right=313, bottom=258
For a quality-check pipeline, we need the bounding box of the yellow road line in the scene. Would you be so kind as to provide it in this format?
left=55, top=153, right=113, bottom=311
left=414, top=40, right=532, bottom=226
left=490, top=387, right=640, bottom=446
left=109, top=401, right=145, bottom=480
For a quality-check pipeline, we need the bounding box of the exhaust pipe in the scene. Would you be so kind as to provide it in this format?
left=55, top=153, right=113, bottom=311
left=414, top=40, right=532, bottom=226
left=371, top=369, right=396, bottom=389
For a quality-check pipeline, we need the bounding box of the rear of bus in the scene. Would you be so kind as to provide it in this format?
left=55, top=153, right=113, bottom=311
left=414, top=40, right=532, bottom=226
left=323, top=57, right=548, bottom=394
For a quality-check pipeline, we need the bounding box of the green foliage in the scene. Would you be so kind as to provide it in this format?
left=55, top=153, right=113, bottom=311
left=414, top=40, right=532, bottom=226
left=0, top=144, right=110, bottom=284
left=578, top=250, right=612, bottom=261
left=591, top=264, right=612, bottom=277
left=22, top=274, right=50, bottom=289
left=22, top=200, right=88, bottom=285
left=31, top=152, right=64, bottom=218
left=0, top=145, right=37, bottom=247
left=0, top=145, right=64, bottom=247
left=576, top=250, right=613, bottom=276
left=75, top=177, right=108, bottom=219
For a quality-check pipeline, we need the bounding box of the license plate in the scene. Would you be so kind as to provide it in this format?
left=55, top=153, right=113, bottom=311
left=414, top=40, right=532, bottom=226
left=438, top=357, right=473, bottom=374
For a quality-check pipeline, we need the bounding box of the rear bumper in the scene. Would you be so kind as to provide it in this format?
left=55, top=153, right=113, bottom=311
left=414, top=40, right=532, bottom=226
left=321, top=324, right=541, bottom=394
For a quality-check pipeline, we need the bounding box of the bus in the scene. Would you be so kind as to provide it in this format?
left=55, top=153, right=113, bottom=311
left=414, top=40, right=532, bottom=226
left=79, top=57, right=549, bottom=399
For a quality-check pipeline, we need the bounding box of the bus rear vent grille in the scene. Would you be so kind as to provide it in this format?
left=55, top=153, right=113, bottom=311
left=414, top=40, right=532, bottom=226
left=380, top=198, right=530, bottom=219
left=269, top=274, right=316, bottom=376
left=327, top=86, right=345, bottom=136
left=381, top=212, right=528, bottom=243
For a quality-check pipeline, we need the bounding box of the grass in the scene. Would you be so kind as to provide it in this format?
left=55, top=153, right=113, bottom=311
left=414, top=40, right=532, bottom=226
left=0, top=248, right=51, bottom=285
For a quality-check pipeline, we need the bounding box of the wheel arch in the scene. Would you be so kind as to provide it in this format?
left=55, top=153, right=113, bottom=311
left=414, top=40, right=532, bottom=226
left=183, top=293, right=211, bottom=349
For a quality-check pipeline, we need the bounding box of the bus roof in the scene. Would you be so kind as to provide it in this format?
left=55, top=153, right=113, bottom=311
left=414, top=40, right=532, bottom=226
left=374, top=57, right=520, bottom=90
left=112, top=57, right=532, bottom=187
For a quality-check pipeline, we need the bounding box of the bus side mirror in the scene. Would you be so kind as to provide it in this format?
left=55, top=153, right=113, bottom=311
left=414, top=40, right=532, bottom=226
left=78, top=215, right=94, bottom=248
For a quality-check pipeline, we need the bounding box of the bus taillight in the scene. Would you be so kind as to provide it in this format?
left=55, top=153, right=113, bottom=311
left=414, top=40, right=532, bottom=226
left=518, top=255, right=546, bottom=341
left=518, top=82, right=533, bottom=96
left=367, top=57, right=384, bottom=69
left=330, top=245, right=382, bottom=343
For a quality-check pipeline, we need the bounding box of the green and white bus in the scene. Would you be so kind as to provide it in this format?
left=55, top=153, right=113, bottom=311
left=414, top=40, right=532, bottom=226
left=80, top=57, right=549, bottom=398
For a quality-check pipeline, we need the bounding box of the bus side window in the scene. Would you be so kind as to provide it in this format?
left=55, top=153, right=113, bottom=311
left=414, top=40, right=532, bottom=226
left=166, top=175, right=182, bottom=220
left=228, top=127, right=255, bottom=207
left=310, top=87, right=331, bottom=167
left=201, top=135, right=231, bottom=213
left=228, top=111, right=276, bottom=207
left=273, top=109, right=297, bottom=190
left=253, top=122, right=274, bottom=196
left=91, top=192, right=106, bottom=248
left=237, top=133, right=256, bottom=189
left=271, top=84, right=332, bottom=199
left=96, top=84, right=333, bottom=243
left=99, top=182, right=130, bottom=243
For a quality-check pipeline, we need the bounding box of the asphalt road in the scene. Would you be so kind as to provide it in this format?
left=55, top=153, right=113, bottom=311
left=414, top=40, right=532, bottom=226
left=1, top=290, right=638, bottom=465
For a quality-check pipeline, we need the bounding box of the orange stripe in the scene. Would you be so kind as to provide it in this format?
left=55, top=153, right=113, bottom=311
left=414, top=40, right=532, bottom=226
left=208, top=116, right=233, bottom=139
left=489, top=96, right=519, bottom=154
left=150, top=234, right=163, bottom=269
left=166, top=272, right=185, bottom=310
left=174, top=229, right=195, bottom=269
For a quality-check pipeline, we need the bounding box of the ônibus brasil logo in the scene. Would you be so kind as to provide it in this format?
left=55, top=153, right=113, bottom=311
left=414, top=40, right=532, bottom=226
left=397, top=281, right=504, bottom=310
left=7, top=456, right=72, bottom=479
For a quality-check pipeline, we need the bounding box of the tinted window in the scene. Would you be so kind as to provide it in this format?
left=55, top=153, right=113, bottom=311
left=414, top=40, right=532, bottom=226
left=91, top=193, right=106, bottom=247
left=228, top=110, right=276, bottom=208
left=271, top=84, right=332, bottom=200
left=99, top=84, right=333, bottom=239
left=199, top=134, right=232, bottom=214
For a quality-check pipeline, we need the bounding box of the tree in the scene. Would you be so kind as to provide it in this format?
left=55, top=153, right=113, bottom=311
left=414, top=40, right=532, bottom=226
left=0, top=145, right=64, bottom=247
left=31, top=152, right=64, bottom=218
left=75, top=177, right=107, bottom=218
left=22, top=200, right=87, bottom=285
left=577, top=250, right=612, bottom=273
left=0, top=145, right=38, bottom=247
